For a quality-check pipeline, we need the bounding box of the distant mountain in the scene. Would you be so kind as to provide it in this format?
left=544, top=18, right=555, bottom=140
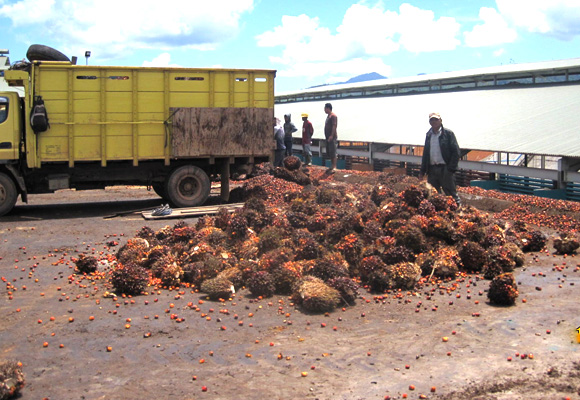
left=344, top=72, right=386, bottom=84
left=307, top=72, right=387, bottom=89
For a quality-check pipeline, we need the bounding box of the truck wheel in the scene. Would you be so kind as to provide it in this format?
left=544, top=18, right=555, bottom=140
left=26, top=44, right=70, bottom=62
left=0, top=173, right=18, bottom=216
left=165, top=165, right=210, bottom=208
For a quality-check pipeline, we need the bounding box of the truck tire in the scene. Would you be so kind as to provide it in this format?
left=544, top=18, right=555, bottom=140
left=26, top=44, right=70, bottom=62
left=0, top=172, right=18, bottom=216
left=165, top=165, right=210, bottom=208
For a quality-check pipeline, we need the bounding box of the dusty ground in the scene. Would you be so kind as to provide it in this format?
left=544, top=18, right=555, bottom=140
left=1, top=184, right=580, bottom=400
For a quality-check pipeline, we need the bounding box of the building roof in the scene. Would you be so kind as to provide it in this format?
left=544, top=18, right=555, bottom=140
left=276, top=57, right=580, bottom=97
left=276, top=59, right=580, bottom=158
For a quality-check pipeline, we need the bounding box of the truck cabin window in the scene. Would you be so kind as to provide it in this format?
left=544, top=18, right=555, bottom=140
left=0, top=98, right=8, bottom=124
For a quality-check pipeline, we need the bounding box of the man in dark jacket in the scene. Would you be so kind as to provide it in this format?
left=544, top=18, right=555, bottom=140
left=419, top=112, right=461, bottom=206
left=283, top=114, right=297, bottom=157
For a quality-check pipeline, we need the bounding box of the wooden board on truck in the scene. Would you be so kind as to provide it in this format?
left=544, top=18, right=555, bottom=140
left=171, top=107, right=273, bottom=157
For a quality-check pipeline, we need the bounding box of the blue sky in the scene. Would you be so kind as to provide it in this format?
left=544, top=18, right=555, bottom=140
left=1, top=0, right=580, bottom=93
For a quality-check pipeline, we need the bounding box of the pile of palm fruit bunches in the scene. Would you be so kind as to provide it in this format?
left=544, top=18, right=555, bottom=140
left=76, top=156, right=579, bottom=311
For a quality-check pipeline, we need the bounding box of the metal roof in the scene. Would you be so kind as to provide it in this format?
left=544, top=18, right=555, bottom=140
left=276, top=57, right=580, bottom=97
left=275, top=84, right=580, bottom=157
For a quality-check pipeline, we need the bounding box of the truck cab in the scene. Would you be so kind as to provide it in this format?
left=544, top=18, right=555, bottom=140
left=0, top=93, right=22, bottom=161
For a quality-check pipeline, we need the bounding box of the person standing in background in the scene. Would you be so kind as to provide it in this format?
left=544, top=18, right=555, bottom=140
left=301, top=113, right=313, bottom=165
left=419, top=112, right=461, bottom=206
left=283, top=114, right=297, bottom=157
left=274, top=117, right=285, bottom=167
left=324, top=103, right=338, bottom=171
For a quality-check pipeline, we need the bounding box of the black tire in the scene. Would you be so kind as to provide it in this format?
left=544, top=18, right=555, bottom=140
left=26, top=44, right=70, bottom=62
left=165, top=165, right=210, bottom=208
left=152, top=182, right=167, bottom=199
left=0, top=172, right=18, bottom=216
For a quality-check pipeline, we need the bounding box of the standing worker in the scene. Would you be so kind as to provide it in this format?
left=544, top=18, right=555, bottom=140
left=301, top=113, right=314, bottom=165
left=274, top=117, right=285, bottom=167
left=419, top=112, right=462, bottom=206
left=324, top=103, right=338, bottom=171
left=283, top=114, right=297, bottom=157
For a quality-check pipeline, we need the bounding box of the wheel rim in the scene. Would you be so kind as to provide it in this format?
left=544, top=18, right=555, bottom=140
left=0, top=185, right=6, bottom=203
left=178, top=177, right=199, bottom=199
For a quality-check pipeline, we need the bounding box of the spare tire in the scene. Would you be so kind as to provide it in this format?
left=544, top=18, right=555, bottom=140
left=26, top=44, right=70, bottom=62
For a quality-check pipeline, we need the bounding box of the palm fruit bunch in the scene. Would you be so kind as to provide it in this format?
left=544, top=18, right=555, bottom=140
left=292, top=276, right=341, bottom=312
left=293, top=230, right=324, bottom=260
left=502, top=242, right=525, bottom=267
left=306, top=251, right=350, bottom=280
left=246, top=270, right=276, bottom=297
left=458, top=241, right=488, bottom=272
left=271, top=261, right=303, bottom=295
left=424, top=215, right=456, bottom=244
left=0, top=360, right=25, bottom=400
left=283, top=155, right=302, bottom=171
left=520, top=230, right=547, bottom=252
left=482, top=262, right=504, bottom=280
left=394, top=225, right=428, bottom=254
left=158, top=261, right=184, bottom=288
left=358, top=255, right=388, bottom=282
left=200, top=276, right=234, bottom=300
left=417, top=198, right=436, bottom=217
left=273, top=164, right=311, bottom=185
left=553, top=231, right=580, bottom=254
left=384, top=262, right=422, bottom=290
left=481, top=224, right=507, bottom=248
left=111, top=261, right=149, bottom=295
left=216, top=267, right=244, bottom=289
left=487, top=246, right=517, bottom=273
left=382, top=245, right=415, bottom=265
left=400, top=184, right=426, bottom=207
left=430, top=246, right=460, bottom=278
left=74, top=254, right=98, bottom=274
left=430, top=193, right=458, bottom=212
left=487, top=272, right=518, bottom=305
left=334, top=233, right=363, bottom=265
left=226, top=211, right=249, bottom=241
left=257, top=226, right=285, bottom=254
left=258, top=247, right=294, bottom=271
left=327, top=277, right=359, bottom=304
left=116, top=238, right=150, bottom=265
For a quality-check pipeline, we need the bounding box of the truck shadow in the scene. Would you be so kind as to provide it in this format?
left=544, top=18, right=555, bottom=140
left=3, top=198, right=164, bottom=221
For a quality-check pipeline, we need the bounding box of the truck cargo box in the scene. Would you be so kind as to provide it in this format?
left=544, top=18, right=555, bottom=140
left=8, top=62, right=275, bottom=168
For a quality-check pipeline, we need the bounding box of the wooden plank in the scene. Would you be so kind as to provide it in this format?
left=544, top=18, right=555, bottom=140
left=171, top=107, right=273, bottom=157
left=142, top=203, right=244, bottom=220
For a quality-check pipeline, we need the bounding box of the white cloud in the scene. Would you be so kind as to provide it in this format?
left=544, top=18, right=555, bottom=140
left=464, top=7, right=517, bottom=47
left=256, top=2, right=460, bottom=83
left=0, top=0, right=254, bottom=59
left=396, top=4, right=461, bottom=53
left=142, top=53, right=182, bottom=68
left=496, top=0, right=580, bottom=39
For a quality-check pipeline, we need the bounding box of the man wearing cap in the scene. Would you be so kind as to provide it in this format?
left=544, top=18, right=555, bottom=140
left=419, top=112, right=462, bottom=206
left=301, top=113, right=314, bottom=165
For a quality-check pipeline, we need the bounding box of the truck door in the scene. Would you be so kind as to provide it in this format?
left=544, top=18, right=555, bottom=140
left=0, top=93, right=20, bottom=161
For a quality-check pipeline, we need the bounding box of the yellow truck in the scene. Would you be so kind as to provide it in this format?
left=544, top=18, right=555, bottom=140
left=0, top=52, right=275, bottom=216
